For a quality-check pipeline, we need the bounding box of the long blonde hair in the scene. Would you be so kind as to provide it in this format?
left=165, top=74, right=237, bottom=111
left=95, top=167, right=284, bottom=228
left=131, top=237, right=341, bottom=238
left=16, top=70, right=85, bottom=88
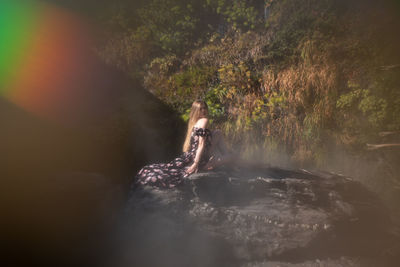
left=183, top=100, right=208, bottom=152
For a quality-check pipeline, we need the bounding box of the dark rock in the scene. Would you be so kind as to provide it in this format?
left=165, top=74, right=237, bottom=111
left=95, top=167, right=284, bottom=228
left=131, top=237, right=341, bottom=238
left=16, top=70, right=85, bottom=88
left=0, top=12, right=184, bottom=265
left=0, top=66, right=184, bottom=266
left=120, top=167, right=399, bottom=267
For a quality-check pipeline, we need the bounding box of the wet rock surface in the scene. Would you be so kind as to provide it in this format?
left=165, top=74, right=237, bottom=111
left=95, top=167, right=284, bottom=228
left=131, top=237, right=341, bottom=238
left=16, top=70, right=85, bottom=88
left=119, top=167, right=400, bottom=267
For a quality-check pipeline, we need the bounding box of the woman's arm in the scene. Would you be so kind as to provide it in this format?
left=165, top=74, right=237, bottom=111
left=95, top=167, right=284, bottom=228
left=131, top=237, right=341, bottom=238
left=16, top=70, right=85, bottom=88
left=186, top=136, right=205, bottom=174
left=186, top=118, right=208, bottom=174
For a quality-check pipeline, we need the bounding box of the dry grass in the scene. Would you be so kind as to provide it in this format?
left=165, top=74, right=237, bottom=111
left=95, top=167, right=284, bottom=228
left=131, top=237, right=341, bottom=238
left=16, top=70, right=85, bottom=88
left=213, top=38, right=343, bottom=167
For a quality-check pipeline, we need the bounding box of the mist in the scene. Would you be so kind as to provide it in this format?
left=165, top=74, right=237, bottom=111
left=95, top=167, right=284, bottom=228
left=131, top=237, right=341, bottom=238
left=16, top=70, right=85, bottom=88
left=2, top=0, right=400, bottom=266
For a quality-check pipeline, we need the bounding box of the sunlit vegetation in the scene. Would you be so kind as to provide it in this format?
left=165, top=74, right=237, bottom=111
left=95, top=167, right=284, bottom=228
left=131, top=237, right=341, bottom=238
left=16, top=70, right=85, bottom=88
left=93, top=0, right=400, bottom=174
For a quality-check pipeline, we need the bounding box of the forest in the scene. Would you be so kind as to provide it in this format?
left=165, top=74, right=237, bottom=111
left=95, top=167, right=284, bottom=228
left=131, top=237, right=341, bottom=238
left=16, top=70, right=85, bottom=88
left=61, top=0, right=400, bottom=214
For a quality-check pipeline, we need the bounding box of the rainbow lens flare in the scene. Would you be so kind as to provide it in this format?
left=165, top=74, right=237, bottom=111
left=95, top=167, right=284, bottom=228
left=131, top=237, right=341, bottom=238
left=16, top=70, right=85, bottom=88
left=0, top=0, right=97, bottom=123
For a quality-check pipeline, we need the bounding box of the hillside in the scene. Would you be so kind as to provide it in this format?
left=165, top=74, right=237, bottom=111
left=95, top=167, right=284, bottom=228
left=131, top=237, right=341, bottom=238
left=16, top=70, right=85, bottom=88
left=74, top=0, right=400, bottom=217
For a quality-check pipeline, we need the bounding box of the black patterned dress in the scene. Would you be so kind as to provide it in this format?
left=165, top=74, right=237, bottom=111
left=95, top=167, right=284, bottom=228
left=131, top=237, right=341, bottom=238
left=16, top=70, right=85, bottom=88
left=134, top=127, right=212, bottom=188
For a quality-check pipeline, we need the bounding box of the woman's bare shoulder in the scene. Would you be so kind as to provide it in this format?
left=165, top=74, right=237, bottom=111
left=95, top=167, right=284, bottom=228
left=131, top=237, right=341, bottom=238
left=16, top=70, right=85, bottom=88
left=194, top=118, right=209, bottom=129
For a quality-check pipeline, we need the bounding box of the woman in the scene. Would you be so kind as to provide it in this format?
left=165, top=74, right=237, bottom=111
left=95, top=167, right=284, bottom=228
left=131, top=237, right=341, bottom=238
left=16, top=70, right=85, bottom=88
left=134, top=100, right=231, bottom=189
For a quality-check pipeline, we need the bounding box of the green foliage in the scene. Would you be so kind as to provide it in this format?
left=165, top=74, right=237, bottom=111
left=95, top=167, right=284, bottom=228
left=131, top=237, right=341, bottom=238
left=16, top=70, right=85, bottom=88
left=205, top=0, right=264, bottom=30
left=204, top=87, right=226, bottom=123
left=374, top=70, right=400, bottom=131
left=337, top=82, right=388, bottom=130
left=138, top=0, right=200, bottom=53
left=95, top=0, right=400, bottom=167
left=264, top=0, right=339, bottom=64
left=149, top=54, right=179, bottom=76
left=219, top=0, right=260, bottom=30
left=152, top=65, right=217, bottom=114
left=217, top=61, right=261, bottom=99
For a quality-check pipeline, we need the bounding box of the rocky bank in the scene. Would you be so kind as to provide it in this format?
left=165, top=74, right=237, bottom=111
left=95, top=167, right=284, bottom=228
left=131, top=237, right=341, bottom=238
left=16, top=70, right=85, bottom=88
left=118, top=167, right=400, bottom=267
